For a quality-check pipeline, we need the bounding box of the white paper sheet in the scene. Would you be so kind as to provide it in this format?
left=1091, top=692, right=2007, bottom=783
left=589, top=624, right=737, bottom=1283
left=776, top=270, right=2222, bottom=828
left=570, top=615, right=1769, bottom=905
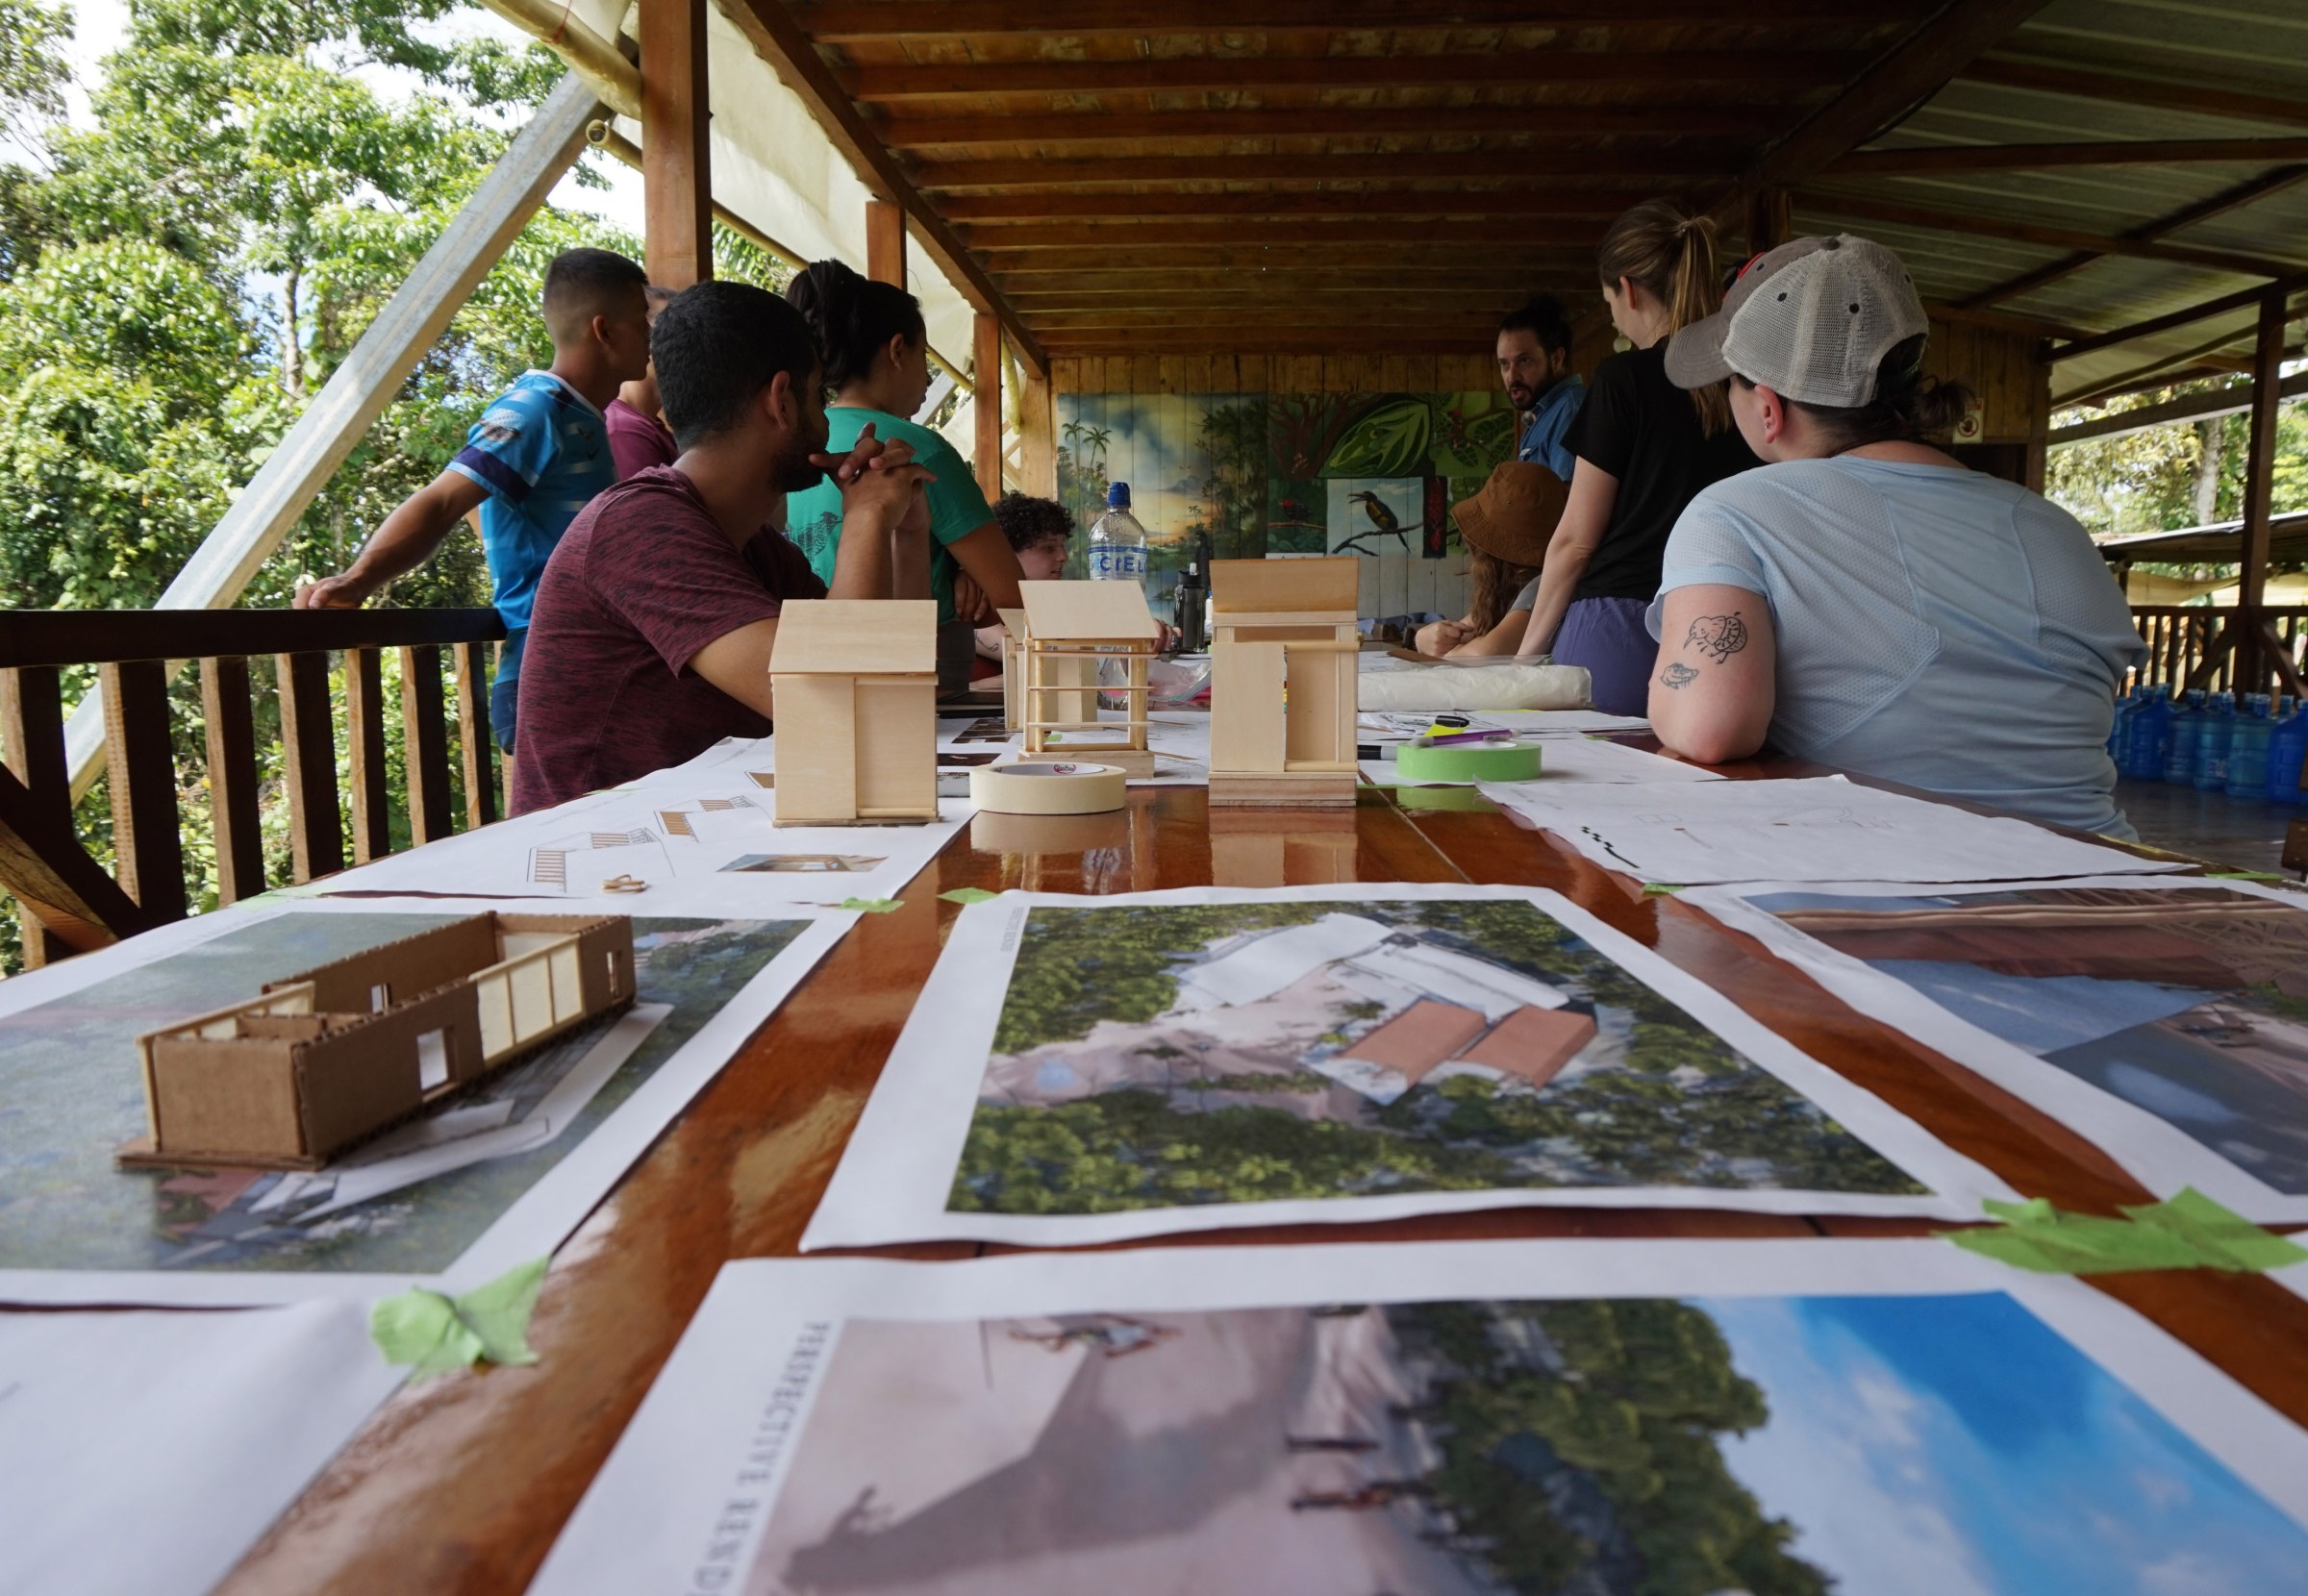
left=1360, top=736, right=1722, bottom=787
left=316, top=780, right=969, bottom=911
left=801, top=883, right=2008, bottom=1251
left=0, top=1300, right=404, bottom=1596
left=1684, top=875, right=2308, bottom=1222
left=1358, top=709, right=1650, bottom=744
left=1478, top=774, right=2187, bottom=885
left=0, top=896, right=849, bottom=1306
left=527, top=1238, right=2308, bottom=1596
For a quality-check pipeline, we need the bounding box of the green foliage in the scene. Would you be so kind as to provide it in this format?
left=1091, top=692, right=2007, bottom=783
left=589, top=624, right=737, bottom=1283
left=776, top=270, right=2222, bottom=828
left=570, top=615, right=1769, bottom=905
left=1323, top=395, right=1434, bottom=478
left=2047, top=378, right=2308, bottom=554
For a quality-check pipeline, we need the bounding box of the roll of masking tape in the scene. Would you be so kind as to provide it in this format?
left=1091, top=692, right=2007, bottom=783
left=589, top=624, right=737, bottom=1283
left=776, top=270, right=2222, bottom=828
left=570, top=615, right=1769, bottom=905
left=969, top=761, right=1128, bottom=815
left=1395, top=737, right=1543, bottom=784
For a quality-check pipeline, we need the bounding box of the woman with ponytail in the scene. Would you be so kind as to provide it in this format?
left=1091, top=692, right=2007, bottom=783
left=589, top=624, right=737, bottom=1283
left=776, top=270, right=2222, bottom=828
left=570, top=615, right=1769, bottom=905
left=1646, top=235, right=2145, bottom=836
left=1512, top=199, right=1759, bottom=712
left=786, top=260, right=1024, bottom=691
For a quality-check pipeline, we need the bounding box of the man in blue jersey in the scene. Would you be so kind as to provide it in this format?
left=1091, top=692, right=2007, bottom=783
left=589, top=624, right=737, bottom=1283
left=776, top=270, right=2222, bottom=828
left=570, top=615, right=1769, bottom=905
left=294, top=248, right=652, bottom=753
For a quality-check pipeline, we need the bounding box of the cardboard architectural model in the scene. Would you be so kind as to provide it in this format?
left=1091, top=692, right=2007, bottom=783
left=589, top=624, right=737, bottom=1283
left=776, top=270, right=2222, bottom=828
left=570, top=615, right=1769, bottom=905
left=120, top=913, right=636, bottom=1171
left=995, top=605, right=1028, bottom=733
left=1017, top=580, right=1160, bottom=778
left=1209, top=557, right=1360, bottom=807
left=767, top=598, right=940, bottom=826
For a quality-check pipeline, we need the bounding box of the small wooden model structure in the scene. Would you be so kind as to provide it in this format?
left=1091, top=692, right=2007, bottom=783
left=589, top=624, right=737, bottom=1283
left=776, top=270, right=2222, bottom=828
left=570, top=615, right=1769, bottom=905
left=120, top=913, right=635, bottom=1171
left=1209, top=557, right=1360, bottom=807
left=996, top=605, right=1028, bottom=732
left=1017, top=580, right=1160, bottom=778
left=767, top=597, right=940, bottom=826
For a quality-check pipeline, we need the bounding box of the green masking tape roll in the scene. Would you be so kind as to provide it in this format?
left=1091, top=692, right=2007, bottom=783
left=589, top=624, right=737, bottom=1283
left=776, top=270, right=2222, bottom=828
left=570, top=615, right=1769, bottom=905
left=1395, top=738, right=1543, bottom=783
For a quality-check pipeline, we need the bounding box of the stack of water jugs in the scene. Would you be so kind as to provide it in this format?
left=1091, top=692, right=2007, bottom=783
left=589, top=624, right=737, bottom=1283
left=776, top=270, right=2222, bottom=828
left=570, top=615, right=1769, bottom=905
left=2109, top=682, right=2308, bottom=803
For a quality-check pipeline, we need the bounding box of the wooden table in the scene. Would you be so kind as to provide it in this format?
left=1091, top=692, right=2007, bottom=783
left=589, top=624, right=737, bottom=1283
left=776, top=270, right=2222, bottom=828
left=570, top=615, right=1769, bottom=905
left=214, top=771, right=2308, bottom=1594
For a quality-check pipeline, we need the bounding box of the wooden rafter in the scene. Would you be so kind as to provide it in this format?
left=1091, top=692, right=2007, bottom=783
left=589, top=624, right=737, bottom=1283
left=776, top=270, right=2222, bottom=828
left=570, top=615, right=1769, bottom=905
left=801, top=0, right=1927, bottom=37
left=876, top=105, right=1771, bottom=148
left=958, top=219, right=1613, bottom=250
left=2051, top=275, right=2308, bottom=364
left=841, top=51, right=1867, bottom=101
left=1960, top=166, right=2308, bottom=311
left=1962, top=58, right=2308, bottom=130
left=715, top=0, right=1046, bottom=375
left=1797, top=190, right=2306, bottom=280
left=911, top=150, right=1743, bottom=190
left=1830, top=137, right=2308, bottom=175
left=942, top=190, right=1646, bottom=223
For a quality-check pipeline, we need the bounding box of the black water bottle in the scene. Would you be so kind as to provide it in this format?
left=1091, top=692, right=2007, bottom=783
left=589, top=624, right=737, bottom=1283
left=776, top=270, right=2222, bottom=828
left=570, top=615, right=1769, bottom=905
left=1173, top=562, right=1207, bottom=653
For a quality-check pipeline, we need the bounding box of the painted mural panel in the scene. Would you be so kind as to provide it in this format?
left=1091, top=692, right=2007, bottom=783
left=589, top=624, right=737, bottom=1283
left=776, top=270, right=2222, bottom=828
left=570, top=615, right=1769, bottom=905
left=1056, top=387, right=1515, bottom=620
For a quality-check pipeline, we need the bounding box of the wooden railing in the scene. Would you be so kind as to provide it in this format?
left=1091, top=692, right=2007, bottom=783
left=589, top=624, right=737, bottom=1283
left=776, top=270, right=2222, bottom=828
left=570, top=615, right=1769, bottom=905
left=2125, top=606, right=2308, bottom=697
left=0, top=609, right=505, bottom=967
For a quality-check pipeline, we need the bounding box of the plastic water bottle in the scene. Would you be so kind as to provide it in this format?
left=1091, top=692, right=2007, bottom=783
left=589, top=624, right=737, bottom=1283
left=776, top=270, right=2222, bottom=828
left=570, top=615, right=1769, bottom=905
left=2124, top=684, right=2172, bottom=780
left=2226, top=694, right=2275, bottom=797
left=1087, top=483, right=1149, bottom=585
left=2108, top=686, right=2141, bottom=766
left=2267, top=696, right=2308, bottom=806
left=2195, top=693, right=2237, bottom=790
left=2163, top=688, right=2208, bottom=784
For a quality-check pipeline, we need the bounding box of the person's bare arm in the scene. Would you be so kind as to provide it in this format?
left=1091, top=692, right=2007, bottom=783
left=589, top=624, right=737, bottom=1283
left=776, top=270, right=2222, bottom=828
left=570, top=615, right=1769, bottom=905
left=1646, top=584, right=1777, bottom=764
left=295, top=470, right=488, bottom=608
left=686, top=619, right=781, bottom=719
left=1415, top=616, right=1475, bottom=656
left=1449, top=610, right=1535, bottom=658
left=828, top=460, right=935, bottom=599
left=945, top=521, right=1024, bottom=622
left=1514, top=460, right=1618, bottom=657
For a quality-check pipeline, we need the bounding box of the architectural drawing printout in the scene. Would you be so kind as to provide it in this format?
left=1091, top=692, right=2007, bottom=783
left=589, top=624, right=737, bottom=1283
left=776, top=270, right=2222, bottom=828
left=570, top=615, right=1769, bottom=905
left=0, top=897, right=848, bottom=1306
left=0, top=1299, right=404, bottom=1596
left=1478, top=775, right=2188, bottom=885
left=528, top=1238, right=2308, bottom=1596
left=1689, top=876, right=2308, bottom=1222
left=801, top=884, right=2010, bottom=1250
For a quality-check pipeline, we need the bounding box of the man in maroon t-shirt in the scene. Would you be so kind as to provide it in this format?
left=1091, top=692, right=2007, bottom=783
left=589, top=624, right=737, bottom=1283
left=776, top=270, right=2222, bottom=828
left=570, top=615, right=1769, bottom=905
left=513, top=282, right=934, bottom=814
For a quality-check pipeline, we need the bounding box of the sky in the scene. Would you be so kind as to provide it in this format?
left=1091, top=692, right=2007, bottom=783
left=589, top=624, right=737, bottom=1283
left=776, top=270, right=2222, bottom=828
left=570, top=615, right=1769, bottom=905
left=1707, top=1291, right=2308, bottom=1596
left=58, top=0, right=648, bottom=235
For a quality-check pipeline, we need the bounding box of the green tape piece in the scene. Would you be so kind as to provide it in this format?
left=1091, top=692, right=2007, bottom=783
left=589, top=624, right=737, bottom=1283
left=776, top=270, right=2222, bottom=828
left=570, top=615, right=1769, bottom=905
left=1396, top=738, right=1543, bottom=784
left=2207, top=869, right=2286, bottom=883
left=1641, top=884, right=1686, bottom=896
left=839, top=897, right=904, bottom=913
left=371, top=1257, right=550, bottom=1377
left=1948, top=1189, right=2307, bottom=1276
left=2124, top=1187, right=2308, bottom=1272
left=939, top=888, right=1001, bottom=905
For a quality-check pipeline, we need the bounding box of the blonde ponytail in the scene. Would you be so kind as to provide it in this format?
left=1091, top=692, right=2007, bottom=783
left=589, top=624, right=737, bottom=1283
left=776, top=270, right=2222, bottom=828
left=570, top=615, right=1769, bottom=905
left=1597, top=199, right=1732, bottom=436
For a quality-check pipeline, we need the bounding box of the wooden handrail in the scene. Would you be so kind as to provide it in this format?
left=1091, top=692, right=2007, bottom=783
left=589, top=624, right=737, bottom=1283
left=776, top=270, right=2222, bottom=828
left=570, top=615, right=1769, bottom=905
left=0, top=608, right=504, bottom=669
left=2, top=608, right=509, bottom=969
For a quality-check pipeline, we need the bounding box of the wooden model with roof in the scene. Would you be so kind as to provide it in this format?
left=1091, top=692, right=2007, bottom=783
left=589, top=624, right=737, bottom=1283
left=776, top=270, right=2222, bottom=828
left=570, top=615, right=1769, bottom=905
left=119, top=912, right=635, bottom=1171
left=1209, top=556, right=1360, bottom=808
left=766, top=597, right=940, bottom=826
left=1017, top=579, right=1160, bottom=778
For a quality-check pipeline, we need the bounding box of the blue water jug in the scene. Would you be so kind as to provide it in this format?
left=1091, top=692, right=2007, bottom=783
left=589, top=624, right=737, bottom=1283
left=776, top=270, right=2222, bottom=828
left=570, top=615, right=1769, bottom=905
left=2226, top=694, right=2274, bottom=798
left=2267, top=697, right=2308, bottom=806
left=2195, top=694, right=2237, bottom=790
left=2163, top=687, right=2208, bottom=784
left=2124, top=684, right=2172, bottom=780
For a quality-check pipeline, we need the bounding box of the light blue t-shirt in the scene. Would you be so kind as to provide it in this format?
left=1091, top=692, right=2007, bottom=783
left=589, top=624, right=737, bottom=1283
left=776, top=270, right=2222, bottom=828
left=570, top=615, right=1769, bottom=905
left=1517, top=375, right=1584, bottom=482
left=1648, top=457, right=2146, bottom=836
left=447, top=370, right=615, bottom=641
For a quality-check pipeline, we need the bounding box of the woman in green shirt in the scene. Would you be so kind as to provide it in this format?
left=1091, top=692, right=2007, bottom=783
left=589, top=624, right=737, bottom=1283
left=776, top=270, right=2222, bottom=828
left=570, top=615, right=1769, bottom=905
left=787, top=261, right=1025, bottom=691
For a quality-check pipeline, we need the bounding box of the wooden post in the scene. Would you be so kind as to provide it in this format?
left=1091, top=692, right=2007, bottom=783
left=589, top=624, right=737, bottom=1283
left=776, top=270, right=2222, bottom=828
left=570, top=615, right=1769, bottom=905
left=2023, top=358, right=2051, bottom=494
left=400, top=645, right=455, bottom=847
left=1018, top=361, right=1056, bottom=497
left=455, top=642, right=499, bottom=829
left=640, top=0, right=713, bottom=289
left=343, top=647, right=393, bottom=865
left=866, top=199, right=907, bottom=287
left=2, top=665, right=71, bottom=965
left=1745, top=187, right=1793, bottom=256
left=276, top=651, right=343, bottom=885
left=973, top=312, right=1003, bottom=502
left=198, top=657, right=267, bottom=905
left=2237, top=287, right=2286, bottom=695
left=99, top=661, right=188, bottom=923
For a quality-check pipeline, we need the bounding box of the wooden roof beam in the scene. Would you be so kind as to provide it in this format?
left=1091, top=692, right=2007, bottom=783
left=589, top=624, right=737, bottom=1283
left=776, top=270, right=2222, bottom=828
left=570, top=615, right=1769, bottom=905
left=1961, top=59, right=2308, bottom=131
left=911, top=150, right=1744, bottom=190
left=803, top=0, right=1927, bottom=37
left=960, top=220, right=1609, bottom=249
left=877, top=105, right=1772, bottom=147
left=1829, top=137, right=2308, bottom=175
left=843, top=51, right=1867, bottom=100
left=944, top=190, right=1644, bottom=222
left=1960, top=165, right=2308, bottom=311
left=1796, top=190, right=2307, bottom=280
left=2051, top=276, right=2308, bottom=363
left=715, top=0, right=1046, bottom=376
left=1729, top=0, right=2057, bottom=203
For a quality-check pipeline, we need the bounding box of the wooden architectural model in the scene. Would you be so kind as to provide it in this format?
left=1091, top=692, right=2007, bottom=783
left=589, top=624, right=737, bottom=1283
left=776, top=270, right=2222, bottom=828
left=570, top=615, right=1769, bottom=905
left=1208, top=557, right=1360, bottom=807
left=1017, top=580, right=1160, bottom=778
left=996, top=605, right=1027, bottom=732
left=120, top=913, right=635, bottom=1171
left=767, top=598, right=939, bottom=826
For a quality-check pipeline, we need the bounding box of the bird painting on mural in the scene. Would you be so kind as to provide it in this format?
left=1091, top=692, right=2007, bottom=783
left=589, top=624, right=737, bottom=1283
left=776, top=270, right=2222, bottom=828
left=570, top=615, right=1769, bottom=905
left=1335, top=488, right=1420, bottom=557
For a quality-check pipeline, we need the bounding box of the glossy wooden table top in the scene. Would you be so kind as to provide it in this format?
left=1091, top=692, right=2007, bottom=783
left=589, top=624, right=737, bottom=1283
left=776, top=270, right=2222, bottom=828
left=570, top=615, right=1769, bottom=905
left=215, top=769, right=2308, bottom=1595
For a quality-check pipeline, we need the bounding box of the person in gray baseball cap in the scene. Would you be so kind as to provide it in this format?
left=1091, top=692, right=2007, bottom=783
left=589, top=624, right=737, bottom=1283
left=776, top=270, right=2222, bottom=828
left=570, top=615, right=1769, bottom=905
left=1643, top=234, right=2147, bottom=837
